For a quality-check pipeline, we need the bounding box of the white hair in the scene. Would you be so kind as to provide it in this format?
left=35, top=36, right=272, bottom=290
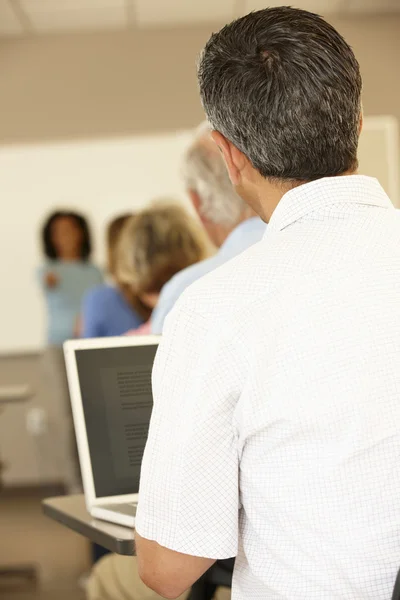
left=182, top=122, right=247, bottom=227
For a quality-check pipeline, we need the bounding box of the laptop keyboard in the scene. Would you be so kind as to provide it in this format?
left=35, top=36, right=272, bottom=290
left=101, top=502, right=137, bottom=517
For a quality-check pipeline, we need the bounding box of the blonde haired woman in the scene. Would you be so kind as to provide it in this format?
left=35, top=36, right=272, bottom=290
left=116, top=201, right=210, bottom=334
left=81, top=213, right=150, bottom=338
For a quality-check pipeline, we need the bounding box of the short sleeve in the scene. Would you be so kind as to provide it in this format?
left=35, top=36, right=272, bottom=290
left=135, top=299, right=242, bottom=559
left=36, top=262, right=54, bottom=289
left=81, top=289, right=103, bottom=338
left=90, top=264, right=104, bottom=286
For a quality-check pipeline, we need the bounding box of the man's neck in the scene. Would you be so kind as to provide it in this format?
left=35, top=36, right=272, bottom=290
left=256, top=171, right=357, bottom=223
left=257, top=181, right=299, bottom=223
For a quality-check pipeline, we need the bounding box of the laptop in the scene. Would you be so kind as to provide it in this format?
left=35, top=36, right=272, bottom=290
left=64, top=335, right=160, bottom=527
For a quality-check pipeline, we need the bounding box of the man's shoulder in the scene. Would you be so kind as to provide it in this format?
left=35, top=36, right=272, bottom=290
left=175, top=223, right=319, bottom=321
left=151, top=254, right=227, bottom=333
left=156, top=254, right=223, bottom=312
left=177, top=238, right=271, bottom=317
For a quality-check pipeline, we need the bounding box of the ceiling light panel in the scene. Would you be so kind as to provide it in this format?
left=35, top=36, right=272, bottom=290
left=135, top=0, right=237, bottom=27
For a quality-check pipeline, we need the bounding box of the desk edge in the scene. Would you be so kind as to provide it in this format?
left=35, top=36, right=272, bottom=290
left=42, top=498, right=135, bottom=556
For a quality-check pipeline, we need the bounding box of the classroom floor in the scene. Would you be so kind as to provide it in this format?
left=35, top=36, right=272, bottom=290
left=0, top=488, right=90, bottom=600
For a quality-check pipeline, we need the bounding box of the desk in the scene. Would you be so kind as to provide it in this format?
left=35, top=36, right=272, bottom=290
left=42, top=495, right=135, bottom=556
left=43, top=496, right=233, bottom=600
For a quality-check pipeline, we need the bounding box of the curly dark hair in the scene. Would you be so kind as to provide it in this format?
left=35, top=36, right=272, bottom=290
left=41, top=211, right=92, bottom=260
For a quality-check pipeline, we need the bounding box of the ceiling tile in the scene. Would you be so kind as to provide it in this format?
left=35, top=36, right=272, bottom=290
left=0, top=0, right=25, bottom=35
left=135, top=0, right=236, bottom=27
left=18, top=3, right=127, bottom=32
left=243, top=0, right=341, bottom=15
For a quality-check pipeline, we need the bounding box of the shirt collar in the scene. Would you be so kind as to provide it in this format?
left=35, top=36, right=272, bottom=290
left=219, top=217, right=266, bottom=258
left=265, top=175, right=393, bottom=235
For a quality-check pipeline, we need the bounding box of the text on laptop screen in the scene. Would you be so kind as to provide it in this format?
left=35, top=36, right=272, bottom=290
left=75, top=344, right=158, bottom=498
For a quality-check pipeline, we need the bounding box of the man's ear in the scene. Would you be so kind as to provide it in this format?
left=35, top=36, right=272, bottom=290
left=359, top=110, right=363, bottom=135
left=211, top=131, right=247, bottom=186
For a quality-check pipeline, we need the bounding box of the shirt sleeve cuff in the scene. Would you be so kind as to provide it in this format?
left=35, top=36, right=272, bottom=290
left=135, top=510, right=237, bottom=560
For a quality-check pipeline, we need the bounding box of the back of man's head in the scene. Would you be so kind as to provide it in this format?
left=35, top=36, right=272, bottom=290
left=198, top=7, right=362, bottom=183
left=182, top=122, right=249, bottom=229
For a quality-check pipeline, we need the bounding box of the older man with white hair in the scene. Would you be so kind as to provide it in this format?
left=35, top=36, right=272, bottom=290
left=151, top=123, right=266, bottom=334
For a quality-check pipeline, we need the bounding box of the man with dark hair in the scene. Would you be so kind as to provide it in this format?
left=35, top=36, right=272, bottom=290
left=135, top=8, right=400, bottom=599
left=198, top=6, right=362, bottom=186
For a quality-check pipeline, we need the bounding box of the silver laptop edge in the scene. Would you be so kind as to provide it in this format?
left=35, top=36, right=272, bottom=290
left=63, top=335, right=160, bottom=527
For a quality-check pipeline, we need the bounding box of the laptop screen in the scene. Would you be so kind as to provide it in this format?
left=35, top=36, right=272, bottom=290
left=75, top=343, right=158, bottom=498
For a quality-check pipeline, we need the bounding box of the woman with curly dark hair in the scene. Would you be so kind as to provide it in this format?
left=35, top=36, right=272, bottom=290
left=38, top=210, right=103, bottom=493
left=38, top=210, right=103, bottom=345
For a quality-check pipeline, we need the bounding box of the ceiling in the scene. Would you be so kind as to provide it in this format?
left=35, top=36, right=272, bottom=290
left=0, top=0, right=399, bottom=37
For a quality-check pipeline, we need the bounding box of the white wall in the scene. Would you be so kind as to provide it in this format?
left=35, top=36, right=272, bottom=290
left=1, top=15, right=400, bottom=144
left=359, top=116, right=400, bottom=206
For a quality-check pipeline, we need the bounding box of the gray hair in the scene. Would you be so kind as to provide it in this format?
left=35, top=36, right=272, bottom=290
left=198, top=7, right=362, bottom=182
left=182, top=122, right=247, bottom=227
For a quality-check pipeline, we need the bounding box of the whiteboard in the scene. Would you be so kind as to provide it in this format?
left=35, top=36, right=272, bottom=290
left=0, top=117, right=398, bottom=354
left=0, top=130, right=193, bottom=354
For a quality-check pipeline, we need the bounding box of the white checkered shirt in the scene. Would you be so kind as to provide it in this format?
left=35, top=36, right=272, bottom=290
left=136, top=175, right=400, bottom=599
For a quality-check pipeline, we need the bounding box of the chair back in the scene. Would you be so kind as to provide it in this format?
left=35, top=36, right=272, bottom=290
left=392, top=568, right=400, bottom=600
left=187, top=559, right=234, bottom=600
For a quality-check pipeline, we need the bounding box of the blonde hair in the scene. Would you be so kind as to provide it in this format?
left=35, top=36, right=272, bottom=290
left=117, top=201, right=209, bottom=295
left=105, top=213, right=151, bottom=321
left=106, top=213, right=133, bottom=276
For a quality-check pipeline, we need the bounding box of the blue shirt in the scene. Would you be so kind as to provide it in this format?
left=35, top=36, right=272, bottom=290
left=82, top=284, right=144, bottom=338
left=38, top=260, right=103, bottom=345
left=151, top=217, right=266, bottom=334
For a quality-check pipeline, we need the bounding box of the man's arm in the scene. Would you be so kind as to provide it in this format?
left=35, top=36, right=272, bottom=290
left=136, top=532, right=215, bottom=599
left=135, top=299, right=242, bottom=594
